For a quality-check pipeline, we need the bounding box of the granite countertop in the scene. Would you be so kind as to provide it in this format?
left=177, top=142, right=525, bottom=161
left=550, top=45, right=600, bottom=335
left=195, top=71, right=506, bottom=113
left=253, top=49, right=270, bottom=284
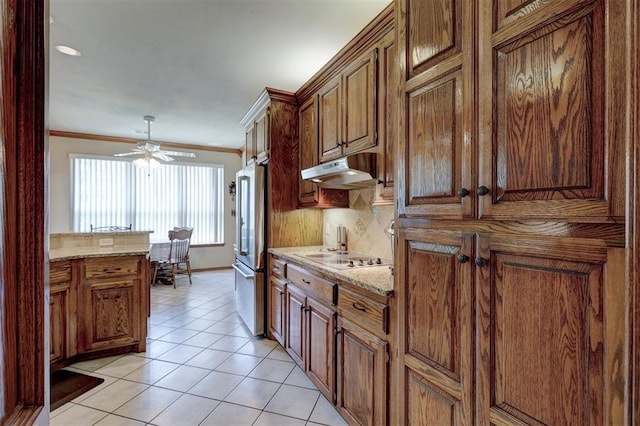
left=268, top=246, right=394, bottom=297
left=49, top=244, right=150, bottom=261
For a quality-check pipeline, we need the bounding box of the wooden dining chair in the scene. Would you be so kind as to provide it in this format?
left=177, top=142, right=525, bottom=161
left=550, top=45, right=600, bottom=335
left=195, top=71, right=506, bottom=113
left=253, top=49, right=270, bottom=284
left=153, top=227, right=193, bottom=288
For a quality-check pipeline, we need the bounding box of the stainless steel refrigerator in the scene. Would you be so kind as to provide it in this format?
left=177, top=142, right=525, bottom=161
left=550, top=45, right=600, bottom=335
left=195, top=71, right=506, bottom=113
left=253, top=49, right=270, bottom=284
left=232, top=162, right=266, bottom=336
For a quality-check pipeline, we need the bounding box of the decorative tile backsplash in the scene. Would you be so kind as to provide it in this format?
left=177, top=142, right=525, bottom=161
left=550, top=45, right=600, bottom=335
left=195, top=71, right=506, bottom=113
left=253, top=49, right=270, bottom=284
left=323, top=188, right=394, bottom=260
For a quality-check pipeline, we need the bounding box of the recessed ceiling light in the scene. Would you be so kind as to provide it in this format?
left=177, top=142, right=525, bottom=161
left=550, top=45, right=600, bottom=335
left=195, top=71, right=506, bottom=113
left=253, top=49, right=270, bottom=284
left=55, top=45, right=81, bottom=56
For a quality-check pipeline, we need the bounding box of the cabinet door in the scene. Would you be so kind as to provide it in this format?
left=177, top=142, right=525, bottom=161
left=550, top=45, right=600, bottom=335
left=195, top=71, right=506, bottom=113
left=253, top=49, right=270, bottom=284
left=80, top=278, right=140, bottom=352
left=254, top=108, right=269, bottom=164
left=477, top=0, right=626, bottom=221
left=245, top=125, right=256, bottom=165
left=50, top=285, right=68, bottom=363
left=50, top=260, right=77, bottom=363
left=375, top=31, right=396, bottom=205
left=397, top=0, right=473, bottom=219
left=475, top=234, right=626, bottom=425
left=336, top=317, right=388, bottom=426
left=342, top=48, right=377, bottom=155
left=285, top=285, right=306, bottom=367
left=318, top=74, right=342, bottom=162
left=268, top=277, right=286, bottom=347
left=396, top=228, right=474, bottom=425
left=299, top=96, right=319, bottom=205
left=305, top=295, right=336, bottom=403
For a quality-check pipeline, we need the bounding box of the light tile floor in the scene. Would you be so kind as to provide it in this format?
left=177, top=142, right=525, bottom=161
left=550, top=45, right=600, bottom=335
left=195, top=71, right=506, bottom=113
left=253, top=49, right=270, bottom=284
left=50, top=270, right=348, bottom=426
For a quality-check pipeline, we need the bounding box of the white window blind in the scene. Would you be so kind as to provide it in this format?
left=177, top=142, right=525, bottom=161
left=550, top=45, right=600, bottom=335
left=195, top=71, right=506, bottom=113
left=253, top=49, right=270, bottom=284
left=71, top=154, right=224, bottom=244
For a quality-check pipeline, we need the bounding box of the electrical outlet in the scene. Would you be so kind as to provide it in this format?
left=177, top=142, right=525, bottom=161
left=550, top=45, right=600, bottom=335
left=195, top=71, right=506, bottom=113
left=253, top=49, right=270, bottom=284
left=99, top=238, right=113, bottom=246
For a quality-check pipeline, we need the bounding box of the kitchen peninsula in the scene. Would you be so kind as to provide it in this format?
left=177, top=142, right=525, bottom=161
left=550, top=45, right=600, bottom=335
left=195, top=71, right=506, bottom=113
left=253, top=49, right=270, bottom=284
left=49, top=231, right=151, bottom=371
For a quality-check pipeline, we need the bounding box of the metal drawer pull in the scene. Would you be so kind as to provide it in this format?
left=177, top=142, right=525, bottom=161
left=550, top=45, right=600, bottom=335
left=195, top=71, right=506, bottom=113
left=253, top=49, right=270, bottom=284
left=301, top=279, right=311, bottom=284
left=352, top=302, right=367, bottom=312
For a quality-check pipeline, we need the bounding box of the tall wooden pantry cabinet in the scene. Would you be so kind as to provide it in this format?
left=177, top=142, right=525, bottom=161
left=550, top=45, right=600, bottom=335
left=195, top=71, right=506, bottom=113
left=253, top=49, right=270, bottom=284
left=394, top=0, right=638, bottom=425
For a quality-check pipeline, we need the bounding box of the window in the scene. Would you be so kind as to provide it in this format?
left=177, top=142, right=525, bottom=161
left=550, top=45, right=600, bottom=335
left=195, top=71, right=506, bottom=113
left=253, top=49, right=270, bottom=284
left=71, top=154, right=224, bottom=244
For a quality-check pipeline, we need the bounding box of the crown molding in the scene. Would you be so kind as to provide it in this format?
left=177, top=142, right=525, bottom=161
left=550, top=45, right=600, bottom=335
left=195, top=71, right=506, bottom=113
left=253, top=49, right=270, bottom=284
left=49, top=130, right=242, bottom=156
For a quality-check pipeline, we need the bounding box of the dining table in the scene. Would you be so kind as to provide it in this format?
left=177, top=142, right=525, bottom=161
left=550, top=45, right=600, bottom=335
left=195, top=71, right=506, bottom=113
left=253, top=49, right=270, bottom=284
left=148, top=241, right=172, bottom=285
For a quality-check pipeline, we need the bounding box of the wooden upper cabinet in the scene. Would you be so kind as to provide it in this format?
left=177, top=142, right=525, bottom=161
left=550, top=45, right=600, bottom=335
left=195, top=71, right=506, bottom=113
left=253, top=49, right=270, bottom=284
left=342, top=48, right=377, bottom=154
left=299, top=96, right=320, bottom=205
left=397, top=0, right=473, bottom=219
left=477, top=0, right=626, bottom=222
left=475, top=234, right=626, bottom=425
left=375, top=31, right=397, bottom=205
left=319, top=48, right=378, bottom=163
left=244, top=126, right=255, bottom=166
left=298, top=95, right=348, bottom=209
left=254, top=109, right=270, bottom=164
left=399, top=0, right=628, bottom=222
left=319, top=75, right=342, bottom=162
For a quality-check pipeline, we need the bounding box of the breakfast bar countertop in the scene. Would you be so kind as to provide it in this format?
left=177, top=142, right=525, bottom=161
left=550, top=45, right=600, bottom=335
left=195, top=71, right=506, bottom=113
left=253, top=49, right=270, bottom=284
left=49, top=245, right=150, bottom=261
left=268, top=246, right=394, bottom=297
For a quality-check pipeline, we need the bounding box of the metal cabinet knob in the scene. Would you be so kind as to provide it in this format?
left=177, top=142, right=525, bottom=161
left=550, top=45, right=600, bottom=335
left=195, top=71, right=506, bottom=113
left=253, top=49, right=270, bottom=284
left=457, top=188, right=469, bottom=198
left=457, top=254, right=469, bottom=264
left=477, top=186, right=490, bottom=196
left=475, top=257, right=488, bottom=267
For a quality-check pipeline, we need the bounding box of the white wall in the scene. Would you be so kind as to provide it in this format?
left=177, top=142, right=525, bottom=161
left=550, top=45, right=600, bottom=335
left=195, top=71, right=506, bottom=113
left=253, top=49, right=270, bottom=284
left=49, top=135, right=242, bottom=269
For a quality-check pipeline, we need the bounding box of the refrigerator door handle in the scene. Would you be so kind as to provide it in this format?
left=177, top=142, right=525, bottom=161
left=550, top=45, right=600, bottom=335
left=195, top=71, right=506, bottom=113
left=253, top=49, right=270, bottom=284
left=232, top=263, right=254, bottom=279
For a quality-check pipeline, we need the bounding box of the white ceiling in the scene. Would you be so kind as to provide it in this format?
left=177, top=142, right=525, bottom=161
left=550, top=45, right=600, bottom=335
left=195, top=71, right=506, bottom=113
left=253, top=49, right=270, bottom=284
left=49, top=0, right=391, bottom=150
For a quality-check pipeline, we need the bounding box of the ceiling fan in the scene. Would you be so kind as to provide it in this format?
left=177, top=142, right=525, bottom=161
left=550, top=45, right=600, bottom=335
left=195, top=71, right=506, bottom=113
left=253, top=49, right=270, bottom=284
left=114, top=115, right=195, bottom=167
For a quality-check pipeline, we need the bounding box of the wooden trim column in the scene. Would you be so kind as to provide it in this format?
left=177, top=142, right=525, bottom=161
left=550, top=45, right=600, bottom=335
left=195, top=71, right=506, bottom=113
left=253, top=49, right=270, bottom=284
left=1, top=0, right=49, bottom=423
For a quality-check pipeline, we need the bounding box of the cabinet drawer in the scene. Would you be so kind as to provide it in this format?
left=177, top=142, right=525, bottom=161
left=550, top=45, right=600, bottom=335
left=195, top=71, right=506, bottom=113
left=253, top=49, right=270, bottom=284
left=50, top=261, right=72, bottom=284
left=288, top=263, right=337, bottom=306
left=84, top=256, right=139, bottom=279
left=338, top=286, right=389, bottom=335
left=270, top=256, right=287, bottom=279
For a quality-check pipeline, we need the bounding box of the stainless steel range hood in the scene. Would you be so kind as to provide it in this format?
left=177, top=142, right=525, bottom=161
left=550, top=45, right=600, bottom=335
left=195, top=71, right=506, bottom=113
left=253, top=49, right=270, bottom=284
left=301, top=152, right=377, bottom=189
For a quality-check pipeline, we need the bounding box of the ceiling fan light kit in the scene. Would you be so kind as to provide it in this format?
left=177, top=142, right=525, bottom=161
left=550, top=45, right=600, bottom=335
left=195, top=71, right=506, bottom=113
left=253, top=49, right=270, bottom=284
left=114, top=115, right=196, bottom=169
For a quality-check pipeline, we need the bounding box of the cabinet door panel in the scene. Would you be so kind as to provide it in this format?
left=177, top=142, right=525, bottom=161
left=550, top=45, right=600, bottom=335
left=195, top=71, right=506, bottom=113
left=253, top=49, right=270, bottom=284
left=285, top=285, right=305, bottom=367
left=406, top=0, right=461, bottom=77
left=306, top=296, right=336, bottom=402
left=343, top=49, right=377, bottom=154
left=81, top=279, right=139, bottom=352
left=254, top=109, right=269, bottom=164
left=376, top=32, right=397, bottom=203
left=299, top=96, right=319, bottom=205
left=50, top=289, right=67, bottom=363
left=337, top=317, right=388, bottom=426
left=268, top=277, right=286, bottom=347
left=478, top=1, right=625, bottom=221
left=319, top=75, right=342, bottom=162
left=401, top=70, right=472, bottom=218
left=406, top=370, right=456, bottom=426
left=397, top=229, right=473, bottom=425
left=476, top=236, right=625, bottom=425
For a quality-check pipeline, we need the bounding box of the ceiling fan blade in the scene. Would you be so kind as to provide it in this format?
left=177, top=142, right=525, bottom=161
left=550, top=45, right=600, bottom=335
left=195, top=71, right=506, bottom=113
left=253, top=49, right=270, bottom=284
left=114, top=151, right=144, bottom=157
left=153, top=153, right=175, bottom=162
left=137, top=141, right=161, bottom=151
left=159, top=150, right=196, bottom=158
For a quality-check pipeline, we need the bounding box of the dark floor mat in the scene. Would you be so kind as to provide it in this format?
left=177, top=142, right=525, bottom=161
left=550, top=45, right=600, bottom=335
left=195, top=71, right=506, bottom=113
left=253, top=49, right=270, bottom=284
left=50, top=369, right=104, bottom=411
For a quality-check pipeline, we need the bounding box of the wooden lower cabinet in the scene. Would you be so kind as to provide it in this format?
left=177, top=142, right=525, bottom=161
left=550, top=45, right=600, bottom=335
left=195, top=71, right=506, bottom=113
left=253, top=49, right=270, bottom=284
left=396, top=229, right=473, bottom=425
left=50, top=254, right=148, bottom=369
left=397, top=226, right=626, bottom=425
left=285, top=283, right=337, bottom=403
left=306, top=295, right=336, bottom=401
left=268, top=276, right=286, bottom=347
left=336, top=316, right=388, bottom=426
left=50, top=260, right=77, bottom=363
left=476, top=234, right=626, bottom=425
